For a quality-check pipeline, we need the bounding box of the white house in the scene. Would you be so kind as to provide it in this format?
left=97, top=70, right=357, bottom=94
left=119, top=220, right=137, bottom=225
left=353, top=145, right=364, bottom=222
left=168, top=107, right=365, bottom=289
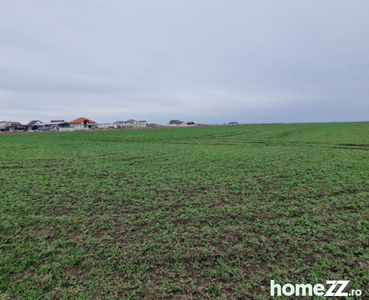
left=114, top=119, right=146, bottom=128
left=0, top=121, right=8, bottom=131
left=95, top=123, right=115, bottom=129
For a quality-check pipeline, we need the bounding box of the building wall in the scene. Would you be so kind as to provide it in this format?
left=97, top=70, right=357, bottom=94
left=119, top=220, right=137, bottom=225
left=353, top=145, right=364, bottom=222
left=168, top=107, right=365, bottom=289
left=70, top=123, right=88, bottom=130
left=114, top=121, right=145, bottom=128
left=59, top=128, right=75, bottom=132
left=96, top=123, right=115, bottom=129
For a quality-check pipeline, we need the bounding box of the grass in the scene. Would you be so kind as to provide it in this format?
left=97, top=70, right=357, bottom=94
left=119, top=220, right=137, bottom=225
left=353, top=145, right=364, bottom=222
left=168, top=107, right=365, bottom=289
left=0, top=123, right=369, bottom=299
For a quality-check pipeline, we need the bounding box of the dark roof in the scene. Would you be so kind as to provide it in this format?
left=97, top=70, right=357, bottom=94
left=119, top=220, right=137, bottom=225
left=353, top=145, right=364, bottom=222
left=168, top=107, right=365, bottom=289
left=169, top=119, right=184, bottom=125
left=50, top=120, right=65, bottom=123
left=69, top=117, right=96, bottom=124
left=228, top=122, right=239, bottom=125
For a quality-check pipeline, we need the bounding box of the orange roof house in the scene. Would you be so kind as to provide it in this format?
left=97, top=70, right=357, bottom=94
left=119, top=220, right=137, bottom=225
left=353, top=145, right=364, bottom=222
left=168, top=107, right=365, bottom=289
left=68, top=117, right=96, bottom=130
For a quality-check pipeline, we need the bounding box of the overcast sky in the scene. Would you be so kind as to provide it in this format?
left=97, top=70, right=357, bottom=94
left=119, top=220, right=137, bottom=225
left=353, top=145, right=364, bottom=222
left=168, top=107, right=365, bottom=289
left=1, top=1, right=369, bottom=124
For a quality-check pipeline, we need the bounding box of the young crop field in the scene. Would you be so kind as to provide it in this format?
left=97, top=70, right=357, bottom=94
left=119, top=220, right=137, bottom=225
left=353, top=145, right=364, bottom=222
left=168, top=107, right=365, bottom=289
left=0, top=123, right=369, bottom=299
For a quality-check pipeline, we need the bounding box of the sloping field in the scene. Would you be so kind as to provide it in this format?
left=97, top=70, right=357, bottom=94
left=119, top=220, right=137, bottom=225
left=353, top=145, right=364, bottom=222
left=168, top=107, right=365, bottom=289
left=0, top=123, right=368, bottom=299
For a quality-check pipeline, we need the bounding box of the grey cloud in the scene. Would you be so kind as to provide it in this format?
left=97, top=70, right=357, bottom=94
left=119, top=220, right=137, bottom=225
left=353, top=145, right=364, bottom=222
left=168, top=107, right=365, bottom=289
left=1, top=0, right=369, bottom=124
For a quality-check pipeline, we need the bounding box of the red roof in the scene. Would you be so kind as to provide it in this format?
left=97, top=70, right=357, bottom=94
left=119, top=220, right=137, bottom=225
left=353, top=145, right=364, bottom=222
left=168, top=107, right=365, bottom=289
left=10, top=122, right=21, bottom=125
left=126, top=119, right=136, bottom=123
left=69, top=117, right=96, bottom=124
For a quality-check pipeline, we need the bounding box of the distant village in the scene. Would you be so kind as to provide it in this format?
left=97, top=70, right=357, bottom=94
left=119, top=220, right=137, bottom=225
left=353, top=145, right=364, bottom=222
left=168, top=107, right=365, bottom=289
left=0, top=118, right=240, bottom=133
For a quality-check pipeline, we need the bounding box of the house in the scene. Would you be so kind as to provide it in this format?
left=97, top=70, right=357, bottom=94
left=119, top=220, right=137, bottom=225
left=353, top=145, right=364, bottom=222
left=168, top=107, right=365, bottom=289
left=169, top=119, right=185, bottom=126
left=95, top=123, right=115, bottom=129
left=43, top=120, right=69, bottom=131
left=68, top=117, right=96, bottom=130
left=28, top=120, right=43, bottom=130
left=0, top=121, right=8, bottom=131
left=138, top=121, right=146, bottom=127
left=114, top=120, right=146, bottom=128
left=114, top=121, right=125, bottom=128
left=125, top=119, right=136, bottom=126
left=136, top=120, right=146, bottom=127
left=186, top=121, right=195, bottom=125
left=125, top=119, right=146, bottom=127
left=28, top=120, right=43, bottom=126
left=8, top=122, right=27, bottom=131
left=40, top=121, right=70, bottom=131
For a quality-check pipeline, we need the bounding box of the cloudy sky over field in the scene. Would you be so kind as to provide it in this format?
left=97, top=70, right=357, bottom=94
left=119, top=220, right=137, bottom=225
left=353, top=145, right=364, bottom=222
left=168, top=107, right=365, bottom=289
left=1, top=0, right=369, bottom=124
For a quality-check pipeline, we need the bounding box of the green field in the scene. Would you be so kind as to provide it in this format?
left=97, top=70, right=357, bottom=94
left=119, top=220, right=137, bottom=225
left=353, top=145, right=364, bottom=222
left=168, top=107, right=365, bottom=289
left=1, top=123, right=369, bottom=299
